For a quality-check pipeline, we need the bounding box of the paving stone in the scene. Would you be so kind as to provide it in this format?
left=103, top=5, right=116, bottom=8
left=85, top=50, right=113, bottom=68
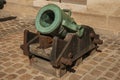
left=90, top=69, right=102, bottom=77
left=0, top=66, right=4, bottom=70
left=98, top=77, right=108, bottom=80
left=22, top=58, right=29, bottom=63
left=41, top=72, right=54, bottom=78
left=115, top=62, right=120, bottom=68
left=101, top=61, right=111, bottom=67
left=96, top=66, right=107, bottom=71
left=88, top=60, right=98, bottom=65
left=0, top=52, right=10, bottom=57
left=4, top=67, right=16, bottom=73
left=10, top=54, right=20, bottom=58
left=25, top=65, right=33, bottom=69
left=1, top=57, right=10, bottom=62
left=81, top=64, right=93, bottom=71
left=101, top=43, right=109, bottom=48
left=51, top=78, right=59, bottom=80
left=0, top=72, right=6, bottom=78
left=115, top=77, right=120, bottom=80
left=12, top=58, right=21, bottom=62
left=108, top=45, right=118, bottom=50
left=93, top=56, right=103, bottom=62
left=110, top=55, right=119, bottom=58
left=105, top=39, right=114, bottom=44
left=31, top=69, right=39, bottom=74
left=12, top=63, right=24, bottom=69
left=19, top=74, right=33, bottom=80
left=106, top=57, right=116, bottom=63
left=117, top=72, right=120, bottom=76
left=16, top=68, right=27, bottom=74
left=104, top=71, right=115, bottom=78
left=116, top=50, right=120, bottom=55
left=82, top=74, right=96, bottom=80
left=109, top=67, right=119, bottom=73
left=34, top=75, right=45, bottom=80
left=103, top=49, right=112, bottom=53
left=77, top=69, right=87, bottom=75
left=69, top=74, right=81, bottom=80
left=98, top=53, right=108, bottom=57
left=6, top=74, right=18, bottom=80
left=2, top=62, right=13, bottom=67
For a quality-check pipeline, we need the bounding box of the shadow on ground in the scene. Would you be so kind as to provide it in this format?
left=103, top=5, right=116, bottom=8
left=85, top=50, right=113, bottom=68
left=0, top=16, right=17, bottom=22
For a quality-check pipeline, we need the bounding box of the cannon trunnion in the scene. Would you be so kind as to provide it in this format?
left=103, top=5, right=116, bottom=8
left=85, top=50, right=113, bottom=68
left=21, top=4, right=103, bottom=77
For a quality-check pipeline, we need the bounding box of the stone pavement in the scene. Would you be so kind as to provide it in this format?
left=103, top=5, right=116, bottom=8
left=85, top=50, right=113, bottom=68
left=0, top=11, right=120, bottom=80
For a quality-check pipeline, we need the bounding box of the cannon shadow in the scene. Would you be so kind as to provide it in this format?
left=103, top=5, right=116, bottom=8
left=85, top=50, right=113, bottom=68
left=0, top=16, right=17, bottom=22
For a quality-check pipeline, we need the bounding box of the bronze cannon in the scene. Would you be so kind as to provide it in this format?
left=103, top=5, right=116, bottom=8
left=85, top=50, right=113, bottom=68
left=21, top=4, right=103, bottom=77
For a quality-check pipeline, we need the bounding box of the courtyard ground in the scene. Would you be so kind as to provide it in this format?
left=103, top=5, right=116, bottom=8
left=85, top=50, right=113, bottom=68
left=0, top=8, right=120, bottom=80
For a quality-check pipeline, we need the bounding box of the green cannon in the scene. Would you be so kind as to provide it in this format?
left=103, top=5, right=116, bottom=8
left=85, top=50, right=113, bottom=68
left=35, top=4, right=84, bottom=38
left=21, top=4, right=103, bottom=77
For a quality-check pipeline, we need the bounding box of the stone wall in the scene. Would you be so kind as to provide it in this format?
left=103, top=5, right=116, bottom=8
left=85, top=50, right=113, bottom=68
left=7, top=0, right=33, bottom=5
left=87, top=0, right=120, bottom=35
left=87, top=0, right=120, bottom=16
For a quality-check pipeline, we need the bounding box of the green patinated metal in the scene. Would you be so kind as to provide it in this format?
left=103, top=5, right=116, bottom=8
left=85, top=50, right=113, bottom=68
left=35, top=4, right=84, bottom=38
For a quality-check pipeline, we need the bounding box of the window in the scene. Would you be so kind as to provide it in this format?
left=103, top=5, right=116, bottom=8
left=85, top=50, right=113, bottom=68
left=47, top=0, right=87, bottom=5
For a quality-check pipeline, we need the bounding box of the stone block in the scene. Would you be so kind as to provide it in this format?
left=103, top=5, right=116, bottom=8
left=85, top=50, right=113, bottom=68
left=93, top=28, right=115, bottom=37
left=108, top=16, right=120, bottom=33
left=72, top=13, right=107, bottom=29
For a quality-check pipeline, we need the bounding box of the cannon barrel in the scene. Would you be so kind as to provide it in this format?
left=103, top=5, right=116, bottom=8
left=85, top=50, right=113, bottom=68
left=35, top=4, right=84, bottom=38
